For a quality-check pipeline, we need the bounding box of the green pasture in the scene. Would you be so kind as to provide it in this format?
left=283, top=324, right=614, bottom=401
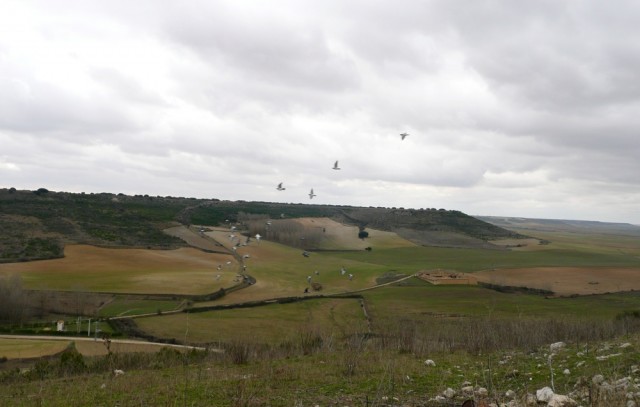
left=327, top=244, right=640, bottom=273
left=362, top=278, right=640, bottom=321
left=136, top=297, right=367, bottom=344
left=510, top=228, right=640, bottom=256
left=218, top=240, right=392, bottom=303
left=98, top=298, right=183, bottom=317
left=19, top=268, right=229, bottom=295
left=3, top=332, right=640, bottom=406
left=8, top=222, right=639, bottom=298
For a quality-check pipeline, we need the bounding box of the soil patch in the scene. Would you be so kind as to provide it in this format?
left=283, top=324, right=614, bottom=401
left=416, top=270, right=478, bottom=285
left=0, top=245, right=237, bottom=295
left=295, top=217, right=415, bottom=250
left=475, top=267, right=640, bottom=296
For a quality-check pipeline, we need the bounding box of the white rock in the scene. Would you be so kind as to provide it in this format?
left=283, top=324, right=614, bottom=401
left=616, top=377, right=631, bottom=389
left=592, top=374, right=605, bottom=385
left=563, top=368, right=571, bottom=375
left=113, top=369, right=125, bottom=376
left=505, top=389, right=516, bottom=399
left=550, top=342, right=567, bottom=353
left=597, top=353, right=622, bottom=361
left=477, top=387, right=489, bottom=397
left=620, top=342, right=632, bottom=349
left=547, top=394, right=577, bottom=407
left=461, top=386, right=474, bottom=395
left=575, top=361, right=585, bottom=368
left=525, top=393, right=538, bottom=406
left=627, top=400, right=637, bottom=407
left=537, top=386, right=555, bottom=403
left=443, top=387, right=456, bottom=398
left=424, top=359, right=436, bottom=367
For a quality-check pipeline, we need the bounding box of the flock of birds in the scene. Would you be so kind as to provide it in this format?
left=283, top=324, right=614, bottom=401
left=276, top=133, right=409, bottom=200
left=211, top=132, right=411, bottom=289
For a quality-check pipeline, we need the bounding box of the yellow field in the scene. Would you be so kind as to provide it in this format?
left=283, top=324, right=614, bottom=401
left=475, top=267, right=640, bottom=296
left=0, top=338, right=70, bottom=360
left=0, top=245, right=238, bottom=295
left=0, top=337, right=188, bottom=360
left=295, top=217, right=416, bottom=250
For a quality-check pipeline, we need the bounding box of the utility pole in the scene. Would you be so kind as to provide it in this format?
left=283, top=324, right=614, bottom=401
left=87, top=318, right=91, bottom=337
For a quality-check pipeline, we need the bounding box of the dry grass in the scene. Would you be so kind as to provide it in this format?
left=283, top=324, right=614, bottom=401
left=295, top=217, right=416, bottom=250
left=73, top=341, right=178, bottom=357
left=163, top=225, right=231, bottom=253
left=0, top=338, right=70, bottom=360
left=475, top=267, right=640, bottom=295
left=0, top=245, right=236, bottom=295
left=0, top=337, right=193, bottom=360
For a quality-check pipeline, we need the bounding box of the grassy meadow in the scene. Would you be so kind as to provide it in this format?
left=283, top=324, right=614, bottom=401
left=98, top=298, right=184, bottom=318
left=2, top=218, right=640, bottom=405
left=136, top=297, right=367, bottom=344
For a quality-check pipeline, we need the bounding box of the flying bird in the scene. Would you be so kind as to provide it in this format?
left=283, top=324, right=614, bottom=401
left=276, top=182, right=286, bottom=191
left=332, top=161, right=341, bottom=170
left=309, top=188, right=316, bottom=199
left=400, top=133, right=409, bottom=140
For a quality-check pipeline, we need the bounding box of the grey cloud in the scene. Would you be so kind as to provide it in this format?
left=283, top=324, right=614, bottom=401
left=0, top=72, right=138, bottom=141
left=89, top=68, right=167, bottom=107
left=2, top=1, right=640, bottom=223
left=162, top=3, right=360, bottom=98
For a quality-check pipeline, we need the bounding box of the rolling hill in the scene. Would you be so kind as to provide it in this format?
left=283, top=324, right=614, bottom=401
left=0, top=187, right=523, bottom=262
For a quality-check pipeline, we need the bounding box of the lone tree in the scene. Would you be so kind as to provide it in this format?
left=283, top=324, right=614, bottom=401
left=358, top=230, right=369, bottom=239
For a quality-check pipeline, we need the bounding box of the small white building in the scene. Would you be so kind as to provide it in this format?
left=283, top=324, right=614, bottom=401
left=56, top=320, right=65, bottom=332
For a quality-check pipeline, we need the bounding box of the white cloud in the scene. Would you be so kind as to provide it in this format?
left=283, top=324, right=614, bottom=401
left=1, top=1, right=639, bottom=223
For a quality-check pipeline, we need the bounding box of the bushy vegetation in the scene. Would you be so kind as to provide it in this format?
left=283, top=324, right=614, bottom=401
left=0, top=188, right=518, bottom=263
left=0, top=274, right=27, bottom=324
left=2, top=187, right=640, bottom=405
left=1, top=318, right=639, bottom=406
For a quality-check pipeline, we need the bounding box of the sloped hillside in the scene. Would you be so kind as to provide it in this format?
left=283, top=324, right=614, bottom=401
left=0, top=188, right=522, bottom=262
left=0, top=189, right=187, bottom=262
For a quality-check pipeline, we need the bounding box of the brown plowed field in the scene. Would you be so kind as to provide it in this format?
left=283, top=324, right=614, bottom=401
left=0, top=245, right=238, bottom=294
left=474, top=267, right=640, bottom=296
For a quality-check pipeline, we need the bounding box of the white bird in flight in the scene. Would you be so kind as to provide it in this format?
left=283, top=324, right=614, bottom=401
left=332, top=161, right=341, bottom=170
left=400, top=132, right=409, bottom=140
left=276, top=182, right=286, bottom=191
left=309, top=188, right=316, bottom=199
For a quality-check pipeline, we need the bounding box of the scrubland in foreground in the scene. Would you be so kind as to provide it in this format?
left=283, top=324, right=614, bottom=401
left=2, top=315, right=639, bottom=406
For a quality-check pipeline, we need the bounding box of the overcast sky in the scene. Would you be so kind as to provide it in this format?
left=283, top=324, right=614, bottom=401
left=2, top=1, right=640, bottom=224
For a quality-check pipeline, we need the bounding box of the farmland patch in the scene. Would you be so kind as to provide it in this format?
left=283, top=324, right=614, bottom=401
left=0, top=245, right=237, bottom=295
left=475, top=267, right=640, bottom=296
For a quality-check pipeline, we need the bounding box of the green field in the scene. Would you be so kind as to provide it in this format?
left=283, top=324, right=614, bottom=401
left=2, top=215, right=640, bottom=406
left=98, top=298, right=184, bottom=317
left=137, top=297, right=367, bottom=344
left=362, top=279, right=640, bottom=321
